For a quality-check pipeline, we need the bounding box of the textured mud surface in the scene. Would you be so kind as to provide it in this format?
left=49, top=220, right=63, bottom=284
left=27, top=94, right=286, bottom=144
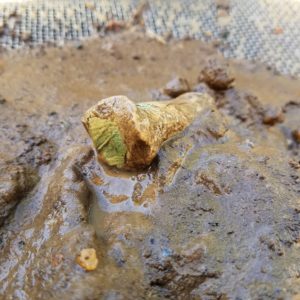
left=0, top=30, right=300, bottom=300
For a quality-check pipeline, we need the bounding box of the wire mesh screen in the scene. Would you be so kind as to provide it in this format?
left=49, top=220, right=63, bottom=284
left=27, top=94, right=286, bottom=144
left=0, top=0, right=299, bottom=77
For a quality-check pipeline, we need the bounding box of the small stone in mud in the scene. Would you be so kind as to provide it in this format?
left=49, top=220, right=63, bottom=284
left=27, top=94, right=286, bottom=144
left=292, top=129, right=300, bottom=143
left=132, top=54, right=141, bottom=60
left=163, top=77, right=190, bottom=98
left=48, top=111, right=58, bottom=116
left=198, top=60, right=234, bottom=90
left=0, top=95, right=6, bottom=104
left=262, top=106, right=284, bottom=125
left=76, top=248, right=99, bottom=271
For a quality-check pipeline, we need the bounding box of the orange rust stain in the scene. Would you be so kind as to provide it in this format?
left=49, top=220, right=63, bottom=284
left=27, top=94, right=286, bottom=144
left=91, top=175, right=105, bottom=185
left=103, top=191, right=129, bottom=203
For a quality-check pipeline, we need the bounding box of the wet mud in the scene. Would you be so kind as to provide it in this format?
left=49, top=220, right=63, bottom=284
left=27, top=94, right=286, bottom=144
left=0, top=30, right=300, bottom=299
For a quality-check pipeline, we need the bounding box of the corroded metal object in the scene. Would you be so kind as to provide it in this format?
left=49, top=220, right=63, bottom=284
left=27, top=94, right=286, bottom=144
left=82, top=92, right=214, bottom=170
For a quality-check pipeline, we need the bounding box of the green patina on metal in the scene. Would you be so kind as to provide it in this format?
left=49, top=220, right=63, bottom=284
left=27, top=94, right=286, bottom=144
left=136, top=103, right=160, bottom=112
left=136, top=103, right=154, bottom=109
left=87, top=117, right=127, bottom=168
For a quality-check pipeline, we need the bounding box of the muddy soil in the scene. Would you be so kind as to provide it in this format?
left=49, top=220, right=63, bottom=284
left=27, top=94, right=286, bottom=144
left=0, top=29, right=300, bottom=300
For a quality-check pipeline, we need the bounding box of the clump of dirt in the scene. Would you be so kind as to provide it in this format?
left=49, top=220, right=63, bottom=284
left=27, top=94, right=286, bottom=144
left=198, top=59, right=234, bottom=90
left=0, top=30, right=299, bottom=299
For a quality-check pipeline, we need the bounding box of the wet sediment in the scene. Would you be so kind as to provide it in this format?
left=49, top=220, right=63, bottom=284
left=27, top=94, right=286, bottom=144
left=0, top=30, right=300, bottom=299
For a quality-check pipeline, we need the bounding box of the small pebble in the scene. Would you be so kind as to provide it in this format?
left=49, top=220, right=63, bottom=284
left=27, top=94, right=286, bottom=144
left=0, top=95, right=6, bottom=104
left=132, top=54, right=141, bottom=60
left=262, top=106, right=284, bottom=125
left=292, top=129, right=300, bottom=143
left=198, top=60, right=234, bottom=90
left=76, top=248, right=99, bottom=271
left=48, top=111, right=58, bottom=116
left=163, top=77, right=190, bottom=98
